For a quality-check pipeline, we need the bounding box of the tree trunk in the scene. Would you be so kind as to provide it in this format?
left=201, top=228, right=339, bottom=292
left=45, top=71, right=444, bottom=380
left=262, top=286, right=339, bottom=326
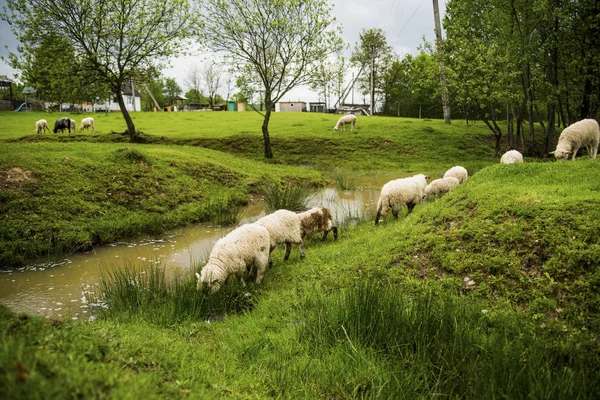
left=262, top=104, right=273, bottom=159
left=116, top=91, right=138, bottom=142
left=433, top=0, right=451, bottom=124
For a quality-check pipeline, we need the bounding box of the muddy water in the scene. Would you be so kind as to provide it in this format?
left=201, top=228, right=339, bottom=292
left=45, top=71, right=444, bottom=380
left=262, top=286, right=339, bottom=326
left=0, top=184, right=385, bottom=319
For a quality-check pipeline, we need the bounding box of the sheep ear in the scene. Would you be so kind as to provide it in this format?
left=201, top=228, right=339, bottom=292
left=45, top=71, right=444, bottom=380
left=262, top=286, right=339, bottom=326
left=549, top=151, right=555, bottom=154
left=195, top=272, right=201, bottom=281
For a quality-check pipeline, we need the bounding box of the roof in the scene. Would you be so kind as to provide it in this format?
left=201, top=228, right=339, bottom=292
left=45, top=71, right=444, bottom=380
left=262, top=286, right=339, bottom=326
left=121, top=85, right=141, bottom=97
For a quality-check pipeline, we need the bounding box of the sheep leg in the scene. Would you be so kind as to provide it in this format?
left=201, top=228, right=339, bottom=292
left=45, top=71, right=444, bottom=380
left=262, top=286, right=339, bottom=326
left=407, top=203, right=416, bottom=214
left=298, top=239, right=305, bottom=258
left=284, top=242, right=292, bottom=261
left=254, top=254, right=268, bottom=284
left=375, top=205, right=383, bottom=225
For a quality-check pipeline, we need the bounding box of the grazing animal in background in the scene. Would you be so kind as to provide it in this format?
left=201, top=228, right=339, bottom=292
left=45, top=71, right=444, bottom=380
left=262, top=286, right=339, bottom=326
left=443, top=166, right=469, bottom=183
left=196, top=223, right=271, bottom=294
left=35, top=119, right=50, bottom=134
left=80, top=117, right=95, bottom=132
left=53, top=118, right=71, bottom=134
left=334, top=114, right=357, bottom=132
left=69, top=119, right=76, bottom=132
left=550, top=119, right=599, bottom=161
left=500, top=150, right=524, bottom=164
left=424, top=177, right=460, bottom=198
left=375, top=174, right=428, bottom=224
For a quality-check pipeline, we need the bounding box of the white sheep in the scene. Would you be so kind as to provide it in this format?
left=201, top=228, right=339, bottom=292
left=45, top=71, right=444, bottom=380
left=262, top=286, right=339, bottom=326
left=80, top=117, right=95, bottom=132
left=298, top=207, right=338, bottom=242
left=424, top=177, right=460, bottom=198
left=334, top=114, right=357, bottom=132
left=375, top=174, right=428, bottom=224
left=443, top=166, right=468, bottom=183
left=500, top=150, right=524, bottom=164
left=35, top=119, right=50, bottom=134
left=196, top=223, right=270, bottom=294
left=550, top=119, right=599, bottom=161
left=257, top=209, right=305, bottom=263
left=69, top=119, right=76, bottom=133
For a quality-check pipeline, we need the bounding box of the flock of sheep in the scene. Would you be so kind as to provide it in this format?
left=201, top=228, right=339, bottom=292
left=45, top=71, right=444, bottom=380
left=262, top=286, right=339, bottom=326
left=35, top=117, right=95, bottom=134
left=196, top=117, right=599, bottom=293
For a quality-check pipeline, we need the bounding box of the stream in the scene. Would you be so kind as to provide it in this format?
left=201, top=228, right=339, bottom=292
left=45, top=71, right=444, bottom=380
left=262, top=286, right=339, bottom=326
left=0, top=182, right=386, bottom=319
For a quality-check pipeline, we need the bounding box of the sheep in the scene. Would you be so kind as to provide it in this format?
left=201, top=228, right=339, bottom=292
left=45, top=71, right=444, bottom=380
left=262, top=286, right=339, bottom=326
left=70, top=119, right=76, bottom=133
left=334, top=114, right=357, bottom=132
left=550, top=119, right=599, bottom=161
left=35, top=119, right=50, bottom=134
left=298, top=206, right=338, bottom=242
left=424, top=177, right=460, bottom=198
left=500, top=150, right=524, bottom=164
left=195, top=223, right=270, bottom=294
left=53, top=118, right=71, bottom=133
left=80, top=117, right=95, bottom=132
left=257, top=209, right=305, bottom=264
left=443, top=166, right=468, bottom=183
left=375, top=174, right=428, bottom=225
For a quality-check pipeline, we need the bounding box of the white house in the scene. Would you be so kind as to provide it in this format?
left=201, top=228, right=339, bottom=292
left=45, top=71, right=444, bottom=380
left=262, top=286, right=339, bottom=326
left=94, top=85, right=141, bottom=112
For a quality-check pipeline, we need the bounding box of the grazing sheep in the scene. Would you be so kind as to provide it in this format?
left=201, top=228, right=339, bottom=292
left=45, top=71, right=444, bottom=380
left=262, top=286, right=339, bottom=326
left=196, top=223, right=270, bottom=294
left=70, top=119, right=76, bottom=132
left=257, top=209, right=305, bottom=263
left=443, top=166, right=468, bottom=183
left=35, top=119, right=50, bottom=134
left=375, top=174, right=428, bottom=225
left=298, top=207, right=338, bottom=241
left=80, top=117, right=95, bottom=132
left=500, top=150, right=524, bottom=164
left=550, top=119, right=599, bottom=161
left=53, top=118, right=71, bottom=134
left=424, top=177, right=460, bottom=198
left=334, top=114, right=357, bottom=132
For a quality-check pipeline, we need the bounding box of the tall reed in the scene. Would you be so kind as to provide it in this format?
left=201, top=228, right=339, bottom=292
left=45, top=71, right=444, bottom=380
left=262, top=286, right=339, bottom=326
left=296, top=280, right=598, bottom=398
left=89, top=261, right=255, bottom=324
left=262, top=182, right=311, bottom=212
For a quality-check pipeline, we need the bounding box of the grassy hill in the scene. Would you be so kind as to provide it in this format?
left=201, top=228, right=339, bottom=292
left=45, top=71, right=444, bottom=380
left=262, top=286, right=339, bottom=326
left=1, top=159, right=599, bottom=398
left=0, top=112, right=496, bottom=267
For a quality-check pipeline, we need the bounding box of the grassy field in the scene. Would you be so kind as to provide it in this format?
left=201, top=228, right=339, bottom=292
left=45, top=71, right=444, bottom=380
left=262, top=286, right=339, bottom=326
left=1, top=111, right=599, bottom=398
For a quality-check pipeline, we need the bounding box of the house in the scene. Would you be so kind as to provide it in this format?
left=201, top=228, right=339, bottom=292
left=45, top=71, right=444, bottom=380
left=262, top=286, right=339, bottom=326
left=309, top=102, right=327, bottom=113
left=94, top=84, right=141, bottom=112
left=276, top=101, right=306, bottom=112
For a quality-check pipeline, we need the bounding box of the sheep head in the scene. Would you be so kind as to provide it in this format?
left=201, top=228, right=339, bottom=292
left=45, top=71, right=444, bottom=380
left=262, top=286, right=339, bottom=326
left=196, top=266, right=224, bottom=294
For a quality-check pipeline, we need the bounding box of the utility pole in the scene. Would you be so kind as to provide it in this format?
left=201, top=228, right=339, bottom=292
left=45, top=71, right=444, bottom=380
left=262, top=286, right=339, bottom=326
left=433, top=0, right=451, bottom=124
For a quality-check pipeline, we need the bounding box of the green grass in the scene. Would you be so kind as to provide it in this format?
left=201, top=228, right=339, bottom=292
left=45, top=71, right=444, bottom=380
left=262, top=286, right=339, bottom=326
left=2, top=159, right=598, bottom=399
left=1, top=111, right=598, bottom=398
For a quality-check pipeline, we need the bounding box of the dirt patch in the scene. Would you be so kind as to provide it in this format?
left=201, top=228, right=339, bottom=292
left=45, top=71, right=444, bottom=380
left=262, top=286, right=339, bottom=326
left=5, top=167, right=35, bottom=183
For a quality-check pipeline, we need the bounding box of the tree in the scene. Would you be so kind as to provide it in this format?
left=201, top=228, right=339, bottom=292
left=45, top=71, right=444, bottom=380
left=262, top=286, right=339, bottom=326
left=163, top=77, right=182, bottom=105
left=309, top=53, right=349, bottom=109
left=202, top=61, right=223, bottom=107
left=200, top=0, right=343, bottom=158
left=350, top=28, right=393, bottom=115
left=2, top=0, right=194, bottom=142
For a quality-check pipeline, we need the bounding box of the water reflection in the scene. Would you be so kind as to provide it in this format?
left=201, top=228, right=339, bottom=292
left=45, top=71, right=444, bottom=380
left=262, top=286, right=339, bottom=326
left=0, top=185, right=382, bottom=319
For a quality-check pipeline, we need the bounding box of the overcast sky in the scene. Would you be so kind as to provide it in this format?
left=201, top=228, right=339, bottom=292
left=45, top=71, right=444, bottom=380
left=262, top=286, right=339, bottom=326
left=0, top=0, right=447, bottom=103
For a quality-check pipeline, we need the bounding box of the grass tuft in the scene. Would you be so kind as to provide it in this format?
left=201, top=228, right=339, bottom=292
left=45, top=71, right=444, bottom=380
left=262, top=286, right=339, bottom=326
left=262, top=182, right=311, bottom=212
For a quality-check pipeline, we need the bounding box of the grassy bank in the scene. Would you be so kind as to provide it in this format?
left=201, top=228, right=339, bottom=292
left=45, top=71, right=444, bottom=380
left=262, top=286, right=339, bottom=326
left=1, top=160, right=599, bottom=398
left=0, top=142, right=324, bottom=267
left=0, top=111, right=498, bottom=267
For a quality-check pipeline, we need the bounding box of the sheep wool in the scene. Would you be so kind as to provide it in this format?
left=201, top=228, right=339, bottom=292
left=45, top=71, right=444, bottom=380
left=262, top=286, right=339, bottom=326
left=551, top=119, right=599, bottom=161
left=443, top=166, right=468, bottom=183
left=35, top=119, right=50, bottom=134
left=70, top=119, right=76, bottom=132
left=298, top=207, right=338, bottom=241
left=196, top=223, right=270, bottom=294
left=424, top=177, right=460, bottom=198
left=80, top=117, right=95, bottom=132
left=375, top=173, right=428, bottom=224
left=257, top=209, right=305, bottom=262
left=334, top=114, right=357, bottom=132
left=500, top=150, right=524, bottom=164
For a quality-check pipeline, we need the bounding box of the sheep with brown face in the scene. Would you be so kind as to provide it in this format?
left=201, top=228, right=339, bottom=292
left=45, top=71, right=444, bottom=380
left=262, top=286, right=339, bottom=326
left=298, top=207, right=338, bottom=242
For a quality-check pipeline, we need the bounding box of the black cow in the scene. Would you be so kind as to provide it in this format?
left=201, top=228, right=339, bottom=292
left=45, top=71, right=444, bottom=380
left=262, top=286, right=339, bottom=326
left=53, top=118, right=71, bottom=134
